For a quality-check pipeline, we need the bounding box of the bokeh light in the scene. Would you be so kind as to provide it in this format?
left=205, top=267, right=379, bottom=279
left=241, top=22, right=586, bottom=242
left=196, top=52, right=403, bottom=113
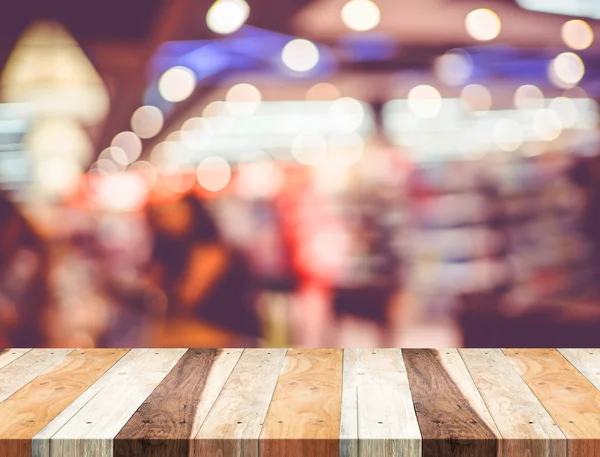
left=206, top=0, right=250, bottom=34
left=225, top=83, right=262, bottom=116
left=341, top=0, right=381, bottom=32
left=328, top=97, right=365, bottom=132
left=96, top=172, right=148, bottom=212
left=291, top=132, right=327, bottom=165
left=197, top=156, right=231, bottom=191
left=514, top=85, right=545, bottom=110
left=561, top=19, right=594, bottom=50
left=131, top=105, right=164, bottom=139
left=128, top=161, right=158, bottom=190
left=306, top=82, right=341, bottom=100
left=434, top=49, right=473, bottom=86
left=237, top=161, right=285, bottom=198
left=180, top=117, right=213, bottom=150
left=328, top=132, right=365, bottom=165
left=111, top=131, right=142, bottom=165
left=158, top=66, right=196, bottom=102
left=460, top=84, right=492, bottom=114
left=281, top=39, right=320, bottom=72
left=549, top=97, right=579, bottom=128
left=533, top=109, right=563, bottom=141
left=493, top=118, right=523, bottom=151
left=408, top=85, right=442, bottom=119
left=99, top=146, right=128, bottom=168
left=549, top=52, right=585, bottom=88
left=465, top=9, right=501, bottom=41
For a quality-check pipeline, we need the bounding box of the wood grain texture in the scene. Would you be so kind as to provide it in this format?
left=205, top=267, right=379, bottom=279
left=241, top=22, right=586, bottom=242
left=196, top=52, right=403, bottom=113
left=403, top=349, right=501, bottom=457
left=558, top=349, right=600, bottom=390
left=48, top=349, right=186, bottom=457
left=341, top=349, right=421, bottom=457
left=504, top=349, right=600, bottom=457
left=460, top=349, right=566, bottom=457
left=114, top=348, right=242, bottom=457
left=194, top=348, right=287, bottom=457
left=0, top=349, right=72, bottom=404
left=259, top=349, right=343, bottom=457
left=0, top=349, right=30, bottom=370
left=0, top=349, right=127, bottom=457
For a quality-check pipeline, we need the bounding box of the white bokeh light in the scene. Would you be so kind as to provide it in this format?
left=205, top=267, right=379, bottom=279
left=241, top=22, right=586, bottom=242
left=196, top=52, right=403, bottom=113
left=197, top=156, right=231, bottom=191
left=341, top=0, right=381, bottom=32
left=281, top=39, right=320, bottom=72
left=328, top=97, right=365, bottom=133
left=306, top=82, right=341, bottom=100
left=549, top=97, right=579, bottom=128
left=328, top=132, right=365, bottom=165
left=206, top=0, right=249, bottom=34
left=292, top=132, right=327, bottom=166
left=158, top=66, right=196, bottom=102
left=460, top=84, right=492, bottom=114
left=514, top=85, right=545, bottom=110
left=408, top=85, right=442, bottom=118
left=434, top=49, right=473, bottom=86
left=533, top=109, right=563, bottom=141
left=111, top=131, right=142, bottom=165
left=180, top=117, right=213, bottom=150
left=131, top=105, right=164, bottom=139
left=465, top=9, right=502, bottom=41
left=225, top=83, right=262, bottom=116
left=549, top=52, right=585, bottom=88
left=562, top=19, right=594, bottom=50
left=493, top=118, right=523, bottom=151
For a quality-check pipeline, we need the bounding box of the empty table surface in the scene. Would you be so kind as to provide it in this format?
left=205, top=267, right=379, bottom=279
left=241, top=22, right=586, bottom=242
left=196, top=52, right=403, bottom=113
left=0, top=348, right=599, bottom=456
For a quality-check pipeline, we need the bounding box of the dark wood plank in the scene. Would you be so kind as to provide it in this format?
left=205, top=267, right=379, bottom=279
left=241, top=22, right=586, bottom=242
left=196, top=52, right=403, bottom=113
left=114, top=348, right=241, bottom=457
left=403, top=349, right=501, bottom=457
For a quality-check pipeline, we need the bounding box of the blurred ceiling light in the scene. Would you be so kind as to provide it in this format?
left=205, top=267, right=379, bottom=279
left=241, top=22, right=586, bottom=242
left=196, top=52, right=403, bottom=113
left=206, top=0, right=249, bottom=34
left=158, top=66, right=196, bottom=102
left=128, top=161, right=158, bottom=189
left=99, top=146, right=128, bottom=168
left=533, top=109, right=563, bottom=141
left=35, top=157, right=82, bottom=196
left=111, top=131, right=142, bottom=165
left=514, top=84, right=545, bottom=110
left=292, top=132, right=327, bottom=166
left=562, top=19, right=594, bottom=50
left=434, top=49, right=473, bottom=86
left=465, top=8, right=502, bottom=41
left=549, top=96, right=579, bottom=128
left=493, top=118, right=523, bottom=151
left=328, top=97, right=365, bottom=132
left=341, top=0, right=381, bottom=32
left=549, top=52, right=585, bottom=88
left=180, top=117, right=213, bottom=150
left=460, top=84, right=492, bottom=113
left=237, top=161, right=284, bottom=199
left=281, top=39, right=320, bottom=72
left=130, top=105, right=164, bottom=139
left=225, top=83, right=262, bottom=116
left=328, top=132, right=365, bottom=165
left=407, top=85, right=442, bottom=118
left=306, top=82, right=341, bottom=100
left=1, top=20, right=110, bottom=125
left=197, top=156, right=231, bottom=191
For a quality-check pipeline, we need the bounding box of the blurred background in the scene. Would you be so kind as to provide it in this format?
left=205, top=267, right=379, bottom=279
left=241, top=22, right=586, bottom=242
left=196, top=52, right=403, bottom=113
left=1, top=0, right=600, bottom=348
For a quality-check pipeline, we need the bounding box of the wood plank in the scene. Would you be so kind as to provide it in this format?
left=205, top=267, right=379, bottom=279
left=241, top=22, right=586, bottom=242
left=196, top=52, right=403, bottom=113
left=403, top=348, right=501, bottom=457
left=0, top=349, right=73, bottom=404
left=504, top=349, right=600, bottom=457
left=259, top=349, right=343, bottom=457
left=0, top=349, right=31, bottom=370
left=194, top=348, right=287, bottom=457
left=48, top=348, right=186, bottom=457
left=341, top=349, right=421, bottom=457
left=558, top=349, right=600, bottom=390
left=114, top=348, right=243, bottom=457
left=0, top=349, right=128, bottom=457
left=460, top=349, right=566, bottom=457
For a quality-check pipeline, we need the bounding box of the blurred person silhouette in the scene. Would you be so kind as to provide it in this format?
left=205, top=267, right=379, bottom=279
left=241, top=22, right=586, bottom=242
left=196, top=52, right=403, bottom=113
left=0, top=192, right=51, bottom=347
left=144, top=193, right=261, bottom=346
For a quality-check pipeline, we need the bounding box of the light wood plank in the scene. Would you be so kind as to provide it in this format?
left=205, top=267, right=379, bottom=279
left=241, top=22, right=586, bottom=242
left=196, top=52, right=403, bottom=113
left=0, top=349, right=31, bottom=370
left=340, top=349, right=359, bottom=457
left=259, top=349, right=343, bottom=457
left=504, top=349, right=600, bottom=457
left=558, top=349, right=600, bottom=391
left=48, top=348, right=186, bottom=457
left=403, top=348, right=502, bottom=457
left=114, top=348, right=243, bottom=457
left=194, top=348, right=287, bottom=457
left=0, top=349, right=73, bottom=404
left=0, top=349, right=128, bottom=457
left=460, top=349, right=566, bottom=457
left=342, top=349, right=421, bottom=457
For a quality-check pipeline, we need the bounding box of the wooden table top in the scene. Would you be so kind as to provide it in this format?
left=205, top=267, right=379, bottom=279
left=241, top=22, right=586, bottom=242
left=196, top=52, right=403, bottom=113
left=1, top=348, right=599, bottom=457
